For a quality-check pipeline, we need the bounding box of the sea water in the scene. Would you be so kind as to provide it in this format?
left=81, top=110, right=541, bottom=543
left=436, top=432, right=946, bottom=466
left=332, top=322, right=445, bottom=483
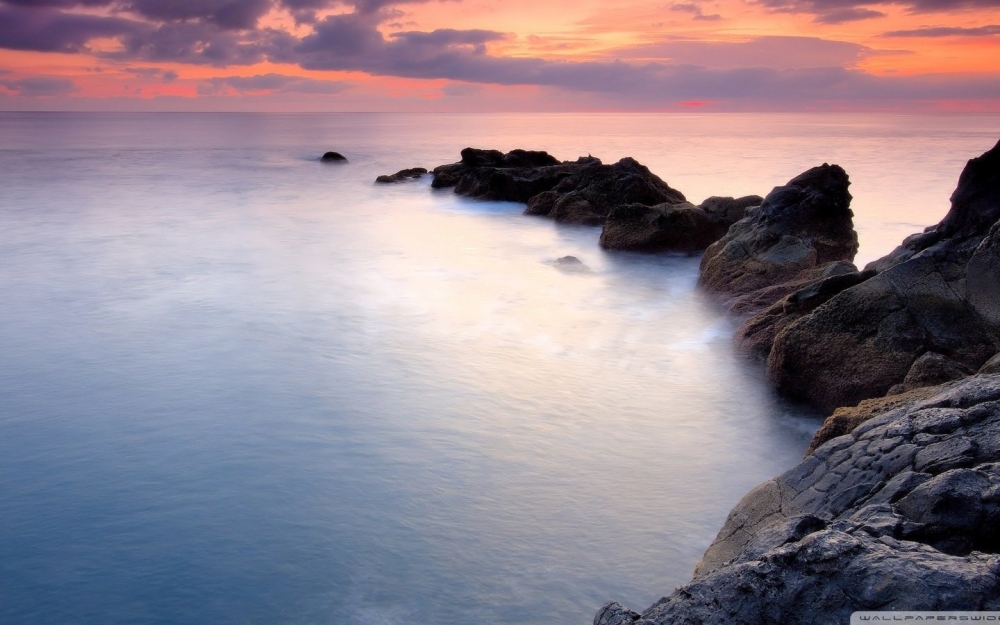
left=0, top=112, right=996, bottom=624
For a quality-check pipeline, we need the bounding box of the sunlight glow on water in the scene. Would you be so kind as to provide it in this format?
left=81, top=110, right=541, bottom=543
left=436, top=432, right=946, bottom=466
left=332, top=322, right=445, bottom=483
left=1, top=112, right=997, bottom=624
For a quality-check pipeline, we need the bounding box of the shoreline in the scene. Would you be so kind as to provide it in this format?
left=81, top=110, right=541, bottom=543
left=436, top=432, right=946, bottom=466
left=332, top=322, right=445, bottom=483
left=417, top=140, right=1000, bottom=622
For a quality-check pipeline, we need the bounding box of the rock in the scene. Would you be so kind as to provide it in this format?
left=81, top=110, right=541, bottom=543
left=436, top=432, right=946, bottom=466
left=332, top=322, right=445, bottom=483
left=375, top=167, right=427, bottom=183
left=321, top=151, right=347, bottom=162
left=431, top=148, right=685, bottom=226
left=552, top=255, right=590, bottom=273
left=766, top=142, right=1000, bottom=413
left=806, top=385, right=941, bottom=454
left=599, top=195, right=763, bottom=254
left=698, top=163, right=858, bottom=314
left=597, top=375, right=1000, bottom=624
left=735, top=268, right=875, bottom=361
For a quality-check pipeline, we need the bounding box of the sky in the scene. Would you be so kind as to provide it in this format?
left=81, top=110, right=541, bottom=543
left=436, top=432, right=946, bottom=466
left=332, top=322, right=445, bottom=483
left=1, top=0, right=999, bottom=111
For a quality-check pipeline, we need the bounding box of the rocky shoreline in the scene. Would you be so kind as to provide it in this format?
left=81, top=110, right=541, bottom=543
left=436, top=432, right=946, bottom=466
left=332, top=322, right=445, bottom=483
left=419, top=142, right=1000, bottom=622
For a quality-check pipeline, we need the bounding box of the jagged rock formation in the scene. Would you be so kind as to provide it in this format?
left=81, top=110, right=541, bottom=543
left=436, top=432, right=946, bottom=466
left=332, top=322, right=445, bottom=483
left=698, top=163, right=859, bottom=315
left=766, top=141, right=1000, bottom=413
left=375, top=167, right=427, bottom=183
left=599, top=196, right=763, bottom=254
left=596, top=374, right=1000, bottom=625
left=432, top=147, right=686, bottom=226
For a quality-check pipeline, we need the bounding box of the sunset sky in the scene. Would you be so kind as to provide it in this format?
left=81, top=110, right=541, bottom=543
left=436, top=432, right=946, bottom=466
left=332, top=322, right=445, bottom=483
left=1, top=0, right=999, bottom=111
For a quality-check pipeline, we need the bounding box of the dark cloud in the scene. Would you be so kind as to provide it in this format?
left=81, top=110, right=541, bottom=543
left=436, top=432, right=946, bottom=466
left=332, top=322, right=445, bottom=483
left=815, top=7, right=884, bottom=22
left=123, top=66, right=179, bottom=81
left=614, top=36, right=873, bottom=70
left=0, top=5, right=144, bottom=52
left=124, top=0, right=274, bottom=30
left=197, top=72, right=350, bottom=94
left=885, top=24, right=1000, bottom=36
left=109, top=22, right=298, bottom=66
left=670, top=3, right=723, bottom=21
left=0, top=76, right=78, bottom=96
left=756, top=0, right=1000, bottom=22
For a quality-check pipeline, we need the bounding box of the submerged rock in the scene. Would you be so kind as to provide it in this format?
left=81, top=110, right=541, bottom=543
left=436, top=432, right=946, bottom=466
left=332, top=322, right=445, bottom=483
left=375, top=167, right=427, bottom=183
left=320, top=151, right=347, bottom=162
left=596, top=374, right=1000, bottom=624
left=552, top=255, right=591, bottom=273
left=698, top=163, right=859, bottom=314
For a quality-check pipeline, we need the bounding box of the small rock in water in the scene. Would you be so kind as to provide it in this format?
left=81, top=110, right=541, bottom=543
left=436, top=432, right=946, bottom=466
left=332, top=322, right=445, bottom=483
left=375, top=167, right=428, bottom=183
left=321, top=151, right=347, bottom=162
left=552, top=255, right=590, bottom=273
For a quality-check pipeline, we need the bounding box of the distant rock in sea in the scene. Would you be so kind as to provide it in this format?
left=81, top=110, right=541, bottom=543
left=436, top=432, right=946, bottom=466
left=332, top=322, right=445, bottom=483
left=375, top=167, right=427, bottom=183
left=321, top=151, right=347, bottom=162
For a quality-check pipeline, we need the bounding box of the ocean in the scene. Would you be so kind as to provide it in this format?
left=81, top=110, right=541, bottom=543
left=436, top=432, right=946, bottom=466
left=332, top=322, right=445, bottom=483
left=0, top=111, right=996, bottom=624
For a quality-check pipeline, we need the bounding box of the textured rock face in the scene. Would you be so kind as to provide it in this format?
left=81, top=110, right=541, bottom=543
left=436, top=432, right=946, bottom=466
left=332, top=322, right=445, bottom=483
left=766, top=141, right=1000, bottom=413
left=596, top=375, right=1000, bottom=625
left=698, top=163, right=859, bottom=314
left=431, top=148, right=686, bottom=226
left=599, top=196, right=763, bottom=254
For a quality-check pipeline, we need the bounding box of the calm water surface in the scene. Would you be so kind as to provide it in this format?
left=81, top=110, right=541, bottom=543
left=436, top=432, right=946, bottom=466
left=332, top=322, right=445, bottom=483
left=1, top=112, right=997, bottom=624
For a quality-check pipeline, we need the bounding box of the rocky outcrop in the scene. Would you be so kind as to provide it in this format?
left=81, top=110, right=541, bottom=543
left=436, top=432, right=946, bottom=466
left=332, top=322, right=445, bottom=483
left=698, top=164, right=859, bottom=315
left=596, top=374, right=1000, bottom=624
left=431, top=148, right=686, bottom=226
left=599, top=195, right=763, bottom=254
left=375, top=167, right=427, bottom=183
left=321, top=151, right=347, bottom=162
left=766, top=141, right=1000, bottom=413
left=522, top=157, right=686, bottom=226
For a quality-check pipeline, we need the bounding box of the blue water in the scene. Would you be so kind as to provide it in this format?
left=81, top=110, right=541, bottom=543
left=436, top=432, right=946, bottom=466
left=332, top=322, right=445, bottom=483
left=1, top=112, right=997, bottom=624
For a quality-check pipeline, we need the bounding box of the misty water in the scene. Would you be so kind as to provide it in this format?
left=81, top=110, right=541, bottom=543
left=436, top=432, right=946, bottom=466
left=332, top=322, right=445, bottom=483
left=1, top=112, right=997, bottom=624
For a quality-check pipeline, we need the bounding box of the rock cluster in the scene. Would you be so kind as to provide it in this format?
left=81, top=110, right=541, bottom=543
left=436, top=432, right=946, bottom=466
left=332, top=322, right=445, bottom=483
left=756, top=141, right=1000, bottom=413
left=595, top=140, right=1000, bottom=625
left=597, top=375, right=1000, bottom=624
left=430, top=147, right=759, bottom=253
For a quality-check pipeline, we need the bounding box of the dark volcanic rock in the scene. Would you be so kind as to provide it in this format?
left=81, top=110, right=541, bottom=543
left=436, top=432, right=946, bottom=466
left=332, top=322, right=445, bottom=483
left=320, top=151, right=347, bottom=162
left=431, top=148, right=685, bottom=226
left=767, top=141, right=1000, bottom=413
left=596, top=375, right=1000, bottom=625
left=698, top=164, right=859, bottom=314
left=599, top=195, right=763, bottom=254
left=375, top=167, right=427, bottom=183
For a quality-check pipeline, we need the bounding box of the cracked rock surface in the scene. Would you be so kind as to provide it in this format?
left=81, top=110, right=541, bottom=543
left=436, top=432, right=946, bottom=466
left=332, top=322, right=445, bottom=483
left=596, top=375, right=1000, bottom=625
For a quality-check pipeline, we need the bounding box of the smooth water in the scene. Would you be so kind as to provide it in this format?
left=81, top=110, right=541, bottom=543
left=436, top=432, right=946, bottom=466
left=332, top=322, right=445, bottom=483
left=0, top=112, right=997, bottom=624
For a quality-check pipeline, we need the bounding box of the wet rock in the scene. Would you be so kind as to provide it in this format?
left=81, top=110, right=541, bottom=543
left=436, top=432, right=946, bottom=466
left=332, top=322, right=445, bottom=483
left=432, top=148, right=685, bottom=226
left=597, top=375, right=1000, bottom=624
left=320, top=151, right=347, bottom=162
left=767, top=141, right=1000, bottom=412
left=698, top=163, right=858, bottom=314
left=599, top=195, right=763, bottom=254
left=375, top=167, right=427, bottom=183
